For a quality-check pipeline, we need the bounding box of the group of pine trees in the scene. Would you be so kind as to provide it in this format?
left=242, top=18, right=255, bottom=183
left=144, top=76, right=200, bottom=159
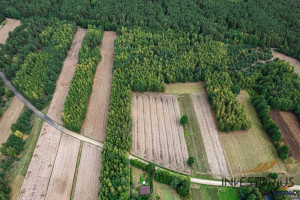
left=62, top=25, right=103, bottom=132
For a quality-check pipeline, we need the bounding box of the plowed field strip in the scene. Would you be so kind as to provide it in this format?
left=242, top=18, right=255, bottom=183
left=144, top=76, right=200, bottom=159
left=149, top=95, right=161, bottom=163
left=143, top=95, right=153, bottom=160
left=45, top=134, right=80, bottom=200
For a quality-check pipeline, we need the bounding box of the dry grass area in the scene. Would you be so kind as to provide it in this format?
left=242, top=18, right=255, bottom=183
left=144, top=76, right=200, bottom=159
left=165, top=82, right=204, bottom=94
left=48, top=27, right=86, bottom=123
left=154, top=181, right=183, bottom=200
left=219, top=91, right=286, bottom=178
left=81, top=31, right=117, bottom=142
left=45, top=134, right=80, bottom=200
left=191, top=92, right=230, bottom=178
left=272, top=49, right=300, bottom=75
left=0, top=96, right=24, bottom=147
left=73, top=143, right=102, bottom=200
left=0, top=18, right=20, bottom=44
left=131, top=92, right=190, bottom=173
left=270, top=110, right=300, bottom=160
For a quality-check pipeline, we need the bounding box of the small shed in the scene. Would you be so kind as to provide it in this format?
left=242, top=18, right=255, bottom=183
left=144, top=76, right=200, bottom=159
left=139, top=186, right=151, bottom=195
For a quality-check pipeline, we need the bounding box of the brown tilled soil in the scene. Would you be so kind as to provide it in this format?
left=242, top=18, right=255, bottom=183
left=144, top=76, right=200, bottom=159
left=81, top=31, right=117, bottom=142
left=131, top=92, right=190, bottom=174
left=45, top=134, right=80, bottom=200
left=49, top=27, right=86, bottom=123
left=0, top=18, right=20, bottom=44
left=191, top=93, right=230, bottom=178
left=0, top=97, right=24, bottom=147
left=73, top=143, right=102, bottom=200
left=18, top=124, right=62, bottom=200
left=270, top=110, right=300, bottom=160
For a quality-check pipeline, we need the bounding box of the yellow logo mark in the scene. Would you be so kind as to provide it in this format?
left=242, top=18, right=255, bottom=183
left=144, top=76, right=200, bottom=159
left=243, top=159, right=280, bottom=173
left=280, top=184, right=293, bottom=190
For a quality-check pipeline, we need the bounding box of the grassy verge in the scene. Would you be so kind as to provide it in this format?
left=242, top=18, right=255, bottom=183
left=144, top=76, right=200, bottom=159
left=191, top=184, right=239, bottom=200
left=7, top=106, right=48, bottom=200
left=153, top=181, right=183, bottom=200
left=178, top=94, right=211, bottom=179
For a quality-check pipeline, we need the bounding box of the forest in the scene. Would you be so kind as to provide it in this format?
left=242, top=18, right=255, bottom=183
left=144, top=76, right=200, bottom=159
left=63, top=25, right=103, bottom=132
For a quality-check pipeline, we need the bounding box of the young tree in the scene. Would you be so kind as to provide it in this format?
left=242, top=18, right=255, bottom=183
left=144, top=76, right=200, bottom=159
left=180, top=115, right=189, bottom=125
left=187, top=157, right=195, bottom=167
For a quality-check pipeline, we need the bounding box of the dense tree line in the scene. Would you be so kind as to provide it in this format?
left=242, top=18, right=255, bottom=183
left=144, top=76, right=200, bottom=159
left=13, top=21, right=76, bottom=109
left=62, top=25, right=102, bottom=132
left=251, top=95, right=289, bottom=160
left=205, top=71, right=251, bottom=131
left=0, top=108, right=33, bottom=199
left=1, top=0, right=299, bottom=59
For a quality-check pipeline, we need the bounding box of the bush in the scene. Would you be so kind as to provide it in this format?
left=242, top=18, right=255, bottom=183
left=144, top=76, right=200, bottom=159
left=180, top=115, right=188, bottom=125
left=187, top=157, right=195, bottom=167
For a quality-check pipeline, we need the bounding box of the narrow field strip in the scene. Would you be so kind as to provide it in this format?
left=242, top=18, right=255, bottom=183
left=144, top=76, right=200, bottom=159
left=191, top=93, right=230, bottom=178
left=18, top=124, right=62, bottom=199
left=0, top=96, right=24, bottom=147
left=81, top=31, right=117, bottom=142
left=47, top=27, right=87, bottom=123
left=73, top=142, right=102, bottom=200
left=45, top=134, right=80, bottom=200
left=0, top=18, right=20, bottom=44
left=131, top=93, right=190, bottom=173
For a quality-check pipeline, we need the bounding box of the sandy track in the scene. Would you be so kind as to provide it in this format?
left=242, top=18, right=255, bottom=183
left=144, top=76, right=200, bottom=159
left=0, top=97, right=24, bottom=147
left=81, top=31, right=117, bottom=142
left=191, top=93, right=230, bottom=178
left=271, top=49, right=300, bottom=75
left=45, top=134, right=80, bottom=200
left=270, top=110, right=300, bottom=160
left=48, top=27, right=86, bottom=123
left=0, top=18, right=20, bottom=44
left=131, top=93, right=190, bottom=173
left=18, top=124, right=62, bottom=199
left=73, top=143, right=102, bottom=200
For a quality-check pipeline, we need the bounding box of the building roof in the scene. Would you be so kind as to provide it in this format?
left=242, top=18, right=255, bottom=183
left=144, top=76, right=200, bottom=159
left=140, top=186, right=151, bottom=195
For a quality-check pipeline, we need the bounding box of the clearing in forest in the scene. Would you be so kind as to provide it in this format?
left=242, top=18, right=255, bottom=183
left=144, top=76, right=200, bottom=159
left=219, top=91, right=286, bottom=178
left=131, top=92, right=190, bottom=174
left=165, top=82, right=204, bottom=95
left=0, top=96, right=24, bottom=147
left=81, top=31, right=117, bottom=142
left=270, top=110, right=300, bottom=160
left=0, top=18, right=20, bottom=44
left=18, top=28, right=102, bottom=200
left=191, top=92, right=230, bottom=178
left=271, top=49, right=300, bottom=75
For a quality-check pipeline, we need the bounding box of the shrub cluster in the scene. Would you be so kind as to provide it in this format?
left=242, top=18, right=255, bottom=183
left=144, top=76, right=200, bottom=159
left=62, top=25, right=102, bottom=132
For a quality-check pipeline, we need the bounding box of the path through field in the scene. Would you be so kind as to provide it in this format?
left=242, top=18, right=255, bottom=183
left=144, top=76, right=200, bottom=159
left=271, top=49, right=300, bottom=75
left=191, top=93, right=230, bottom=178
left=18, top=28, right=103, bottom=200
left=0, top=18, right=20, bottom=44
left=131, top=93, right=190, bottom=174
left=270, top=110, right=300, bottom=160
left=81, top=31, right=117, bottom=142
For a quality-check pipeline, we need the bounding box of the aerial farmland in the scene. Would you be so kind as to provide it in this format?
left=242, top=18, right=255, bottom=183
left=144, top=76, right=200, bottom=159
left=0, top=0, right=299, bottom=200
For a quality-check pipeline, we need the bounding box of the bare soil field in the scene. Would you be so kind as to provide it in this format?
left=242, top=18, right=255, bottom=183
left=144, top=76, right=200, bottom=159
left=73, top=143, right=102, bottom=200
left=219, top=91, right=286, bottom=178
left=0, top=18, right=20, bottom=44
left=48, top=27, right=86, bottom=123
left=271, top=49, right=300, bottom=75
left=45, top=134, right=80, bottom=200
left=0, top=96, right=24, bottom=147
left=131, top=92, right=190, bottom=173
left=165, top=82, right=204, bottom=94
left=191, top=93, right=230, bottom=178
left=81, top=31, right=116, bottom=142
left=270, top=110, right=300, bottom=160
left=18, top=124, right=62, bottom=200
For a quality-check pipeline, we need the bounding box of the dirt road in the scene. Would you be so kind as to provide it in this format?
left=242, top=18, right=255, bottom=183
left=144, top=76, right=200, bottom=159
left=0, top=18, right=20, bottom=44
left=81, top=31, right=117, bottom=142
